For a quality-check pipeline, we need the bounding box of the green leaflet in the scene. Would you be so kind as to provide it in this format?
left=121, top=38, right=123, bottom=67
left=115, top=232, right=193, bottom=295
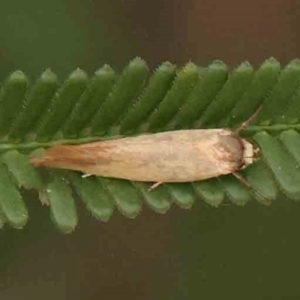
left=91, top=57, right=148, bottom=135
left=223, top=58, right=281, bottom=128
left=146, top=62, right=199, bottom=132
left=0, top=71, right=29, bottom=137
left=96, top=178, right=142, bottom=218
left=0, top=163, right=28, bottom=228
left=46, top=171, right=78, bottom=233
left=196, top=61, right=254, bottom=128
left=0, top=58, right=300, bottom=232
left=36, top=69, right=89, bottom=141
left=134, top=182, right=172, bottom=213
left=68, top=172, right=114, bottom=222
left=63, top=65, right=116, bottom=138
left=8, top=70, right=58, bottom=141
left=120, top=62, right=176, bottom=133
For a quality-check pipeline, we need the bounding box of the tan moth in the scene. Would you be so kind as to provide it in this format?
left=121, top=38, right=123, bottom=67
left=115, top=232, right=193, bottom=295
left=30, top=106, right=262, bottom=191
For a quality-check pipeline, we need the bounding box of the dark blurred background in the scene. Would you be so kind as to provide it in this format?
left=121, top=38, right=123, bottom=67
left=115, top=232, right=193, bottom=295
left=0, top=0, right=300, bottom=299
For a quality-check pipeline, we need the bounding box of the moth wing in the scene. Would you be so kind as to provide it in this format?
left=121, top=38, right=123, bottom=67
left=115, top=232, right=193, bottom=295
left=30, top=129, right=242, bottom=182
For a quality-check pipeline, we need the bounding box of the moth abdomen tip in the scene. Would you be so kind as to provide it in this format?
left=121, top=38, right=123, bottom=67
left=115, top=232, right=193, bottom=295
left=29, top=156, right=50, bottom=167
left=29, top=145, right=68, bottom=168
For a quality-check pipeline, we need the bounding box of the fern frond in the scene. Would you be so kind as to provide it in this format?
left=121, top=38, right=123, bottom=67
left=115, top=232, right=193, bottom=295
left=0, top=57, right=300, bottom=232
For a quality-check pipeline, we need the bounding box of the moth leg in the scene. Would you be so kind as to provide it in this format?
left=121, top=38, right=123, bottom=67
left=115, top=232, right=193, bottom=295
left=235, top=104, right=263, bottom=134
left=148, top=182, right=163, bottom=191
left=233, top=172, right=267, bottom=201
left=82, top=173, right=92, bottom=178
left=232, top=172, right=251, bottom=188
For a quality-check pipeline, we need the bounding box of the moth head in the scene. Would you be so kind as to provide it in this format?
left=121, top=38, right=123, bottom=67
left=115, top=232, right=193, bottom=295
left=240, top=139, right=260, bottom=169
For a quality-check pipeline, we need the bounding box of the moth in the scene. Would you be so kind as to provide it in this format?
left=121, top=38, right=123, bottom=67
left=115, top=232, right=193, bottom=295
left=30, top=106, right=262, bottom=190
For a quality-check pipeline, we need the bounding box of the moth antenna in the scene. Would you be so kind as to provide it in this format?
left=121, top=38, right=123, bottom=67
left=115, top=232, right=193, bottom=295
left=235, top=104, right=263, bottom=134
left=30, top=156, right=50, bottom=167
left=233, top=172, right=268, bottom=202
